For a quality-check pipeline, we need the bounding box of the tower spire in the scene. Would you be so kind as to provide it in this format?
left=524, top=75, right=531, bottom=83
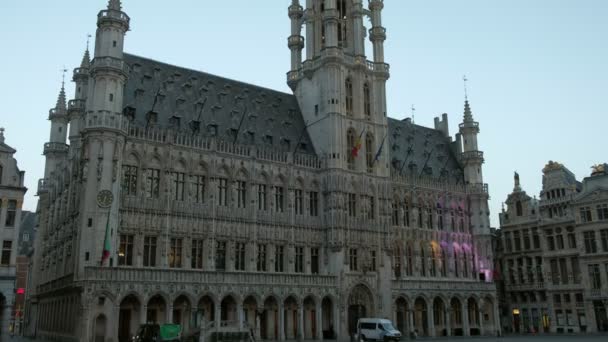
left=56, top=69, right=67, bottom=112
left=462, top=75, right=474, bottom=123
left=108, top=0, right=122, bottom=11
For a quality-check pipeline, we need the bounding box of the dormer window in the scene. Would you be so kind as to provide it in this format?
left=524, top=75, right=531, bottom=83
left=190, top=120, right=201, bottom=134
left=516, top=201, right=523, bottom=217
left=123, top=106, right=136, bottom=121
left=169, top=116, right=181, bottom=129
left=146, top=111, right=158, bottom=126
left=208, top=124, right=218, bottom=137
left=265, top=135, right=273, bottom=145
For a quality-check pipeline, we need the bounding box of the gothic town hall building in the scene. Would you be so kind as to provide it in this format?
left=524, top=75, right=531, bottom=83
left=28, top=1, right=498, bottom=341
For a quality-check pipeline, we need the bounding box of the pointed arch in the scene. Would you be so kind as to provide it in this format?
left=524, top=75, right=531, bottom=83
left=345, top=77, right=353, bottom=116
left=419, top=242, right=427, bottom=277
left=363, top=82, right=371, bottom=119
left=365, top=132, right=374, bottom=173
left=346, top=128, right=356, bottom=170
left=406, top=242, right=414, bottom=276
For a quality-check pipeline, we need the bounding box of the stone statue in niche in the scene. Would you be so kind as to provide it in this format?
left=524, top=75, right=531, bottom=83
left=82, top=160, right=89, bottom=181
left=97, top=159, right=103, bottom=181
left=112, top=161, right=118, bottom=182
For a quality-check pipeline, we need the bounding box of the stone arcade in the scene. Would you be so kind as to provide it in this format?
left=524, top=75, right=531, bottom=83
left=28, top=1, right=498, bottom=341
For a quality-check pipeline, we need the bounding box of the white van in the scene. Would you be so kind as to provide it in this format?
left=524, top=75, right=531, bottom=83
left=356, top=318, right=402, bottom=341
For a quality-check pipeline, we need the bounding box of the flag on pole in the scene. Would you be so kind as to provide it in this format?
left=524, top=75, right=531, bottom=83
left=373, top=135, right=386, bottom=164
left=351, top=129, right=365, bottom=157
left=101, top=212, right=111, bottom=265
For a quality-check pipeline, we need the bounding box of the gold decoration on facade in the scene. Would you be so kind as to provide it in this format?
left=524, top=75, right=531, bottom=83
left=542, top=160, right=563, bottom=173
left=591, top=164, right=606, bottom=176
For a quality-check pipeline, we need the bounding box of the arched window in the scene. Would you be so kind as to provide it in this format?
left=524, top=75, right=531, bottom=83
left=419, top=243, right=426, bottom=276
left=516, top=201, right=523, bottom=216
left=346, top=129, right=355, bottom=170
left=440, top=247, right=447, bottom=277
left=0, top=164, right=4, bottom=185
left=462, top=251, right=468, bottom=278
left=345, top=78, right=353, bottom=116
left=393, top=246, right=402, bottom=278
left=404, top=202, right=410, bottom=227
left=430, top=245, right=437, bottom=277
left=337, top=0, right=348, bottom=46
left=406, top=244, right=413, bottom=276
left=363, top=83, right=371, bottom=119
left=392, top=200, right=399, bottom=226
left=454, top=249, right=459, bottom=278
left=365, top=133, right=374, bottom=172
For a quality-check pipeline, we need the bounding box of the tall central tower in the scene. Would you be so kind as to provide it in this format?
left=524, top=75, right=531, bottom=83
left=288, top=0, right=390, bottom=176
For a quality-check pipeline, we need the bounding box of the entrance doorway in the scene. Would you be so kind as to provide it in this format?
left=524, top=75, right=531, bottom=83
left=347, top=285, right=373, bottom=335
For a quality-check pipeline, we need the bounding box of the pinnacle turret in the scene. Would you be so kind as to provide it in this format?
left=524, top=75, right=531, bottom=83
left=463, top=100, right=474, bottom=123
left=80, top=48, right=91, bottom=69
left=55, top=83, right=67, bottom=114
left=108, top=0, right=122, bottom=11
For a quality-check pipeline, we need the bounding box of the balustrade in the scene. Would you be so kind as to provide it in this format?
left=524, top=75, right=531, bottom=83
left=43, top=142, right=69, bottom=155
left=83, top=266, right=337, bottom=288
left=85, top=110, right=130, bottom=132
left=97, top=9, right=130, bottom=24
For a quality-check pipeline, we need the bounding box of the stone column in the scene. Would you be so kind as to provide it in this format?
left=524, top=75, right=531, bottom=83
left=141, top=305, right=148, bottom=324
left=408, top=309, right=415, bottom=336
left=462, top=301, right=470, bottom=336
left=238, top=303, right=244, bottom=329
left=255, top=310, right=262, bottom=340
left=478, top=299, right=484, bottom=335
left=494, top=301, right=501, bottom=336
left=279, top=301, right=286, bottom=341
left=111, top=304, right=120, bottom=342
left=215, top=305, right=221, bottom=331
left=445, top=308, right=451, bottom=336
left=168, top=304, right=174, bottom=324
left=316, top=302, right=323, bottom=340
left=298, top=304, right=304, bottom=340
left=427, top=300, right=435, bottom=337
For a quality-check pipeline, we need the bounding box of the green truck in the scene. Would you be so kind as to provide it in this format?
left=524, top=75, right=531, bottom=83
left=133, top=324, right=182, bottom=342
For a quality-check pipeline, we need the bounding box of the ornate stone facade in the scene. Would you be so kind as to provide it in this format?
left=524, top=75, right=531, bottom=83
left=0, top=128, right=28, bottom=338
left=28, top=1, right=497, bottom=341
left=497, top=162, right=608, bottom=334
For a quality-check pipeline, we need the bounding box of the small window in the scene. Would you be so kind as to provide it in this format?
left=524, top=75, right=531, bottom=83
left=88, top=218, right=93, bottom=227
left=85, top=252, right=90, bottom=261
left=109, top=93, right=114, bottom=102
left=58, top=126, right=62, bottom=133
left=113, top=40, right=117, bottom=47
left=5, top=200, right=17, bottom=227
left=1, top=241, right=11, bottom=265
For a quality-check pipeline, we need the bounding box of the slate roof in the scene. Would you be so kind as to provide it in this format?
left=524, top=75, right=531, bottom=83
left=387, top=118, right=463, bottom=181
left=122, top=54, right=463, bottom=180
left=123, top=54, right=316, bottom=155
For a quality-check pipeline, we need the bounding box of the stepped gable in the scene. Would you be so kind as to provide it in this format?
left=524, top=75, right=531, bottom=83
left=122, top=53, right=316, bottom=155
left=388, top=117, right=463, bottom=180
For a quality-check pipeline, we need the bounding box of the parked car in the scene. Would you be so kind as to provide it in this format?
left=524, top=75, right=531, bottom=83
left=356, top=318, right=401, bottom=341
left=132, top=324, right=182, bottom=342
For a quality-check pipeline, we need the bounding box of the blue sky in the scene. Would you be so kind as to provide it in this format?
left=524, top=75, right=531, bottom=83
left=1, top=1, right=606, bottom=226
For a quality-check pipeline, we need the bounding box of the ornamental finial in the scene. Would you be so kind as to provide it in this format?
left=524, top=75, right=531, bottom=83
left=108, top=0, right=122, bottom=11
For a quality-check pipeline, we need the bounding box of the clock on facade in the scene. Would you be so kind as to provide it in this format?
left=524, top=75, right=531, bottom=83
left=96, top=190, right=114, bottom=208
